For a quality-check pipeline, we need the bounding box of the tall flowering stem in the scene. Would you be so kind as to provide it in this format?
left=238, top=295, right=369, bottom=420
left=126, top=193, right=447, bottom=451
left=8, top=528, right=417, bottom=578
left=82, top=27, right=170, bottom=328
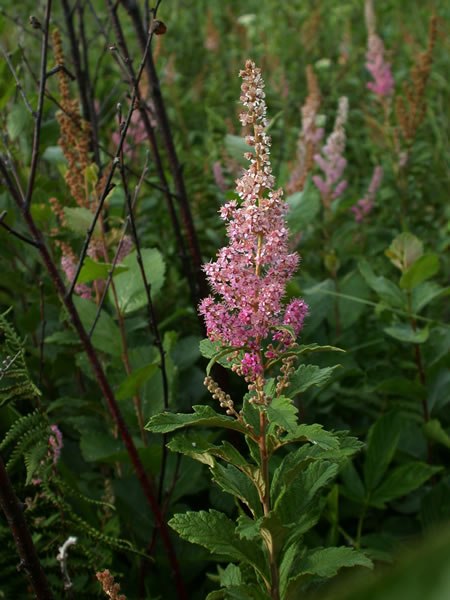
left=199, top=60, right=308, bottom=600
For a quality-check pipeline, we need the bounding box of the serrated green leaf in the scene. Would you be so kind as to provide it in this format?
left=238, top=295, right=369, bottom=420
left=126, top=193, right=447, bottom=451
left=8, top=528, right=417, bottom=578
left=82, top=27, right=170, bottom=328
left=218, top=564, right=242, bottom=588
left=167, top=435, right=250, bottom=470
left=78, top=257, right=128, bottom=284
left=236, top=515, right=262, bottom=541
left=169, top=510, right=268, bottom=579
left=212, top=463, right=262, bottom=516
left=267, top=396, right=298, bottom=434
left=112, top=248, right=165, bottom=314
left=286, top=364, right=340, bottom=397
left=400, top=254, right=439, bottom=289
left=285, top=546, right=372, bottom=598
left=341, top=460, right=366, bottom=503
left=116, top=363, right=158, bottom=400
left=275, top=460, right=339, bottom=525
left=280, top=542, right=301, bottom=599
left=364, top=412, right=402, bottom=491
left=145, top=405, right=247, bottom=435
left=384, top=324, right=429, bottom=344
left=280, top=423, right=339, bottom=450
left=370, top=462, right=442, bottom=508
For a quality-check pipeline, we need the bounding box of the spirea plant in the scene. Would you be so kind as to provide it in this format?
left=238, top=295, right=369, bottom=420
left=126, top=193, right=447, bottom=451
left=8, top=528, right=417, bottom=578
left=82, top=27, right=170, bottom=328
left=146, top=61, right=372, bottom=600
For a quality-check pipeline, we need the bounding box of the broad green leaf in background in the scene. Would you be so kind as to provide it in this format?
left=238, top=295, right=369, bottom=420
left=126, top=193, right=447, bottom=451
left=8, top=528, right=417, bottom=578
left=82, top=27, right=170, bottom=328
left=364, top=412, right=402, bottom=491
left=63, top=206, right=101, bottom=236
left=224, top=134, right=254, bottom=166
left=400, top=254, right=439, bottom=289
left=73, top=296, right=121, bottom=356
left=384, top=323, right=429, bottom=344
left=358, top=260, right=405, bottom=308
left=112, top=248, right=165, bottom=314
left=385, top=233, right=423, bottom=272
left=411, top=282, right=450, bottom=313
left=78, top=257, right=128, bottom=284
left=423, top=419, right=450, bottom=449
left=116, top=363, right=159, bottom=401
left=370, top=462, right=442, bottom=508
left=286, top=186, right=320, bottom=231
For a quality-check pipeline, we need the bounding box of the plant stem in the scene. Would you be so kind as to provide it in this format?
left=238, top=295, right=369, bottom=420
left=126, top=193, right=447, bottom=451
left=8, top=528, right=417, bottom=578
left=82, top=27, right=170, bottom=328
left=0, top=454, right=54, bottom=599
left=258, top=410, right=280, bottom=600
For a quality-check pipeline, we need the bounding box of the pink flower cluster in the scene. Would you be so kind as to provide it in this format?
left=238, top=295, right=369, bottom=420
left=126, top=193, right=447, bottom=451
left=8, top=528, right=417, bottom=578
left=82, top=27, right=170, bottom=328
left=366, top=34, right=394, bottom=98
left=351, top=166, right=383, bottom=223
left=199, top=60, right=308, bottom=381
left=313, top=97, right=349, bottom=208
left=49, top=424, right=63, bottom=465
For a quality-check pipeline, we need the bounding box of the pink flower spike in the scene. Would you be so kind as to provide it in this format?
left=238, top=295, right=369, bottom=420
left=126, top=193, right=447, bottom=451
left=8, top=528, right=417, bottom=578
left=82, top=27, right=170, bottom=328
left=366, top=34, right=394, bottom=98
left=49, top=424, right=63, bottom=465
left=199, top=60, right=308, bottom=383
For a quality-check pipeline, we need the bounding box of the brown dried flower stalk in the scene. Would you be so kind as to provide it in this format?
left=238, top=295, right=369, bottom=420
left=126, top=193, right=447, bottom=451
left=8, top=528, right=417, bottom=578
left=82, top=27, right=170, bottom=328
left=287, top=65, right=323, bottom=194
left=395, top=15, right=437, bottom=144
left=52, top=29, right=92, bottom=208
left=96, top=569, right=127, bottom=600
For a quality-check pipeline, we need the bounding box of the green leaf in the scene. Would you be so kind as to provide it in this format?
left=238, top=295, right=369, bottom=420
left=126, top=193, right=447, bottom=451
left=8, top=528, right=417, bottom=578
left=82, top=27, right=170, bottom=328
left=73, top=296, right=122, bottom=356
left=385, top=233, right=423, bottom=272
left=211, top=463, right=262, bottom=516
left=78, top=257, right=128, bottom=284
left=285, top=547, right=372, bottom=597
left=400, top=254, right=439, bottom=289
left=423, top=419, right=450, bottom=449
left=412, top=282, right=450, bottom=313
left=116, top=363, right=158, bottom=400
left=145, top=405, right=247, bottom=435
left=384, top=324, right=429, bottom=344
left=370, top=462, right=442, bottom=508
left=199, top=338, right=222, bottom=359
left=112, top=248, right=165, bottom=314
left=280, top=543, right=301, bottom=599
left=286, top=186, right=320, bottom=230
left=7, top=103, right=32, bottom=140
left=169, top=510, right=268, bottom=579
left=63, top=206, right=101, bottom=236
left=280, top=423, right=339, bottom=450
left=358, top=260, right=406, bottom=308
left=168, top=435, right=250, bottom=470
left=341, top=460, right=365, bottom=503
left=224, top=134, right=254, bottom=165
left=275, top=460, right=339, bottom=525
left=364, top=412, right=402, bottom=491
left=218, top=564, right=242, bottom=588
left=267, top=396, right=298, bottom=434
left=286, top=364, right=340, bottom=396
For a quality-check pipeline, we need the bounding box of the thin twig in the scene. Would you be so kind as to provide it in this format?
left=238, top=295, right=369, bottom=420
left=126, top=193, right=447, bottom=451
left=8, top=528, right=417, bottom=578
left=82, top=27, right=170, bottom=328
left=0, top=211, right=40, bottom=248
left=0, top=44, right=36, bottom=116
left=24, top=0, right=53, bottom=211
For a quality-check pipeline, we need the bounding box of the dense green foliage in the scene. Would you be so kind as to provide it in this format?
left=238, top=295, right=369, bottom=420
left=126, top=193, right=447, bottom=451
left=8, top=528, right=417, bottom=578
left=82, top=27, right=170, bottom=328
left=0, top=0, right=449, bottom=598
